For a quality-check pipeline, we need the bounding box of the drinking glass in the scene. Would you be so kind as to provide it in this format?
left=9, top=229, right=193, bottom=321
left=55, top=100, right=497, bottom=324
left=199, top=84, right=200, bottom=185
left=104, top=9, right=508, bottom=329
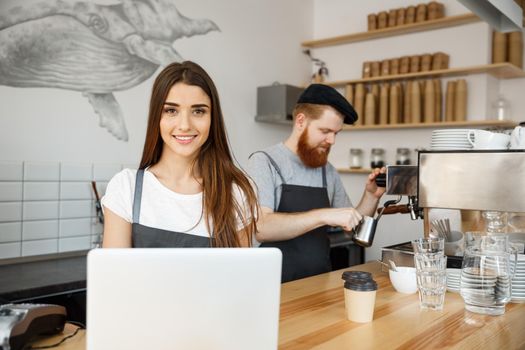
left=412, top=237, right=444, bottom=255
left=414, top=254, right=447, bottom=310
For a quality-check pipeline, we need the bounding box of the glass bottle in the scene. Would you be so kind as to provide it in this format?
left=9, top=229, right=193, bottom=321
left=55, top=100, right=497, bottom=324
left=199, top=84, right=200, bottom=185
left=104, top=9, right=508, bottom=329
left=396, top=148, right=411, bottom=165
left=349, top=148, right=363, bottom=169
left=482, top=211, right=508, bottom=234
left=370, top=148, right=385, bottom=168
left=491, top=95, right=511, bottom=121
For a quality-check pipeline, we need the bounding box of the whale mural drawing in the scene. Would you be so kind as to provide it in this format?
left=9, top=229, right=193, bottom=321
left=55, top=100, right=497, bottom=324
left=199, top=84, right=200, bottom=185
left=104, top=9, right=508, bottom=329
left=0, top=0, right=219, bottom=141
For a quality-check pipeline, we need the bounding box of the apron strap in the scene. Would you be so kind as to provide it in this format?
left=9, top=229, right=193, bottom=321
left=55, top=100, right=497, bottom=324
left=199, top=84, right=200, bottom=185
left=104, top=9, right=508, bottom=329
left=322, top=166, right=327, bottom=188
left=249, top=151, right=286, bottom=184
left=132, top=169, right=145, bottom=224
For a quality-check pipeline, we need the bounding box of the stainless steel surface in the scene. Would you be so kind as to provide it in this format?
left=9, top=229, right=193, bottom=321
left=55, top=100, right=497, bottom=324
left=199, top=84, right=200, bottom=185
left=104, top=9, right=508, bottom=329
left=458, top=0, right=522, bottom=32
left=419, top=151, right=525, bottom=212
left=352, top=216, right=377, bottom=247
left=381, top=243, right=415, bottom=272
left=384, top=165, right=418, bottom=196
left=255, top=84, right=303, bottom=123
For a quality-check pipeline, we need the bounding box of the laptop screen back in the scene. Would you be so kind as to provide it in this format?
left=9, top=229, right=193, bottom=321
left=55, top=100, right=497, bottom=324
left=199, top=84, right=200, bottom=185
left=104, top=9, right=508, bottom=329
left=87, top=248, right=282, bottom=350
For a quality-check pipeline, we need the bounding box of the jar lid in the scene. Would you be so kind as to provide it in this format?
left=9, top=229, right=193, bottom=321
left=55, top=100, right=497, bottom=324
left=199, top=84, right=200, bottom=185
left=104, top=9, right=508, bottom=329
left=371, top=148, right=385, bottom=154
left=344, top=279, right=378, bottom=292
left=350, top=148, right=363, bottom=154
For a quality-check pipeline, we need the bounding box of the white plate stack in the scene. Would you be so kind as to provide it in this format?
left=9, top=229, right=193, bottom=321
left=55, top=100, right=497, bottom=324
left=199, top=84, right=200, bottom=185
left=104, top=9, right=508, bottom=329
left=446, top=268, right=461, bottom=292
left=431, top=129, right=473, bottom=150
left=511, top=254, right=525, bottom=303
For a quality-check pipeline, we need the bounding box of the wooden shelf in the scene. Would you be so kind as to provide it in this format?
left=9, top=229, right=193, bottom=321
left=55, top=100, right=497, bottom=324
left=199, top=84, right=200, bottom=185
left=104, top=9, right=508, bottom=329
left=325, top=63, right=525, bottom=87
left=338, top=168, right=373, bottom=174
left=342, top=119, right=516, bottom=131
left=301, top=13, right=480, bottom=48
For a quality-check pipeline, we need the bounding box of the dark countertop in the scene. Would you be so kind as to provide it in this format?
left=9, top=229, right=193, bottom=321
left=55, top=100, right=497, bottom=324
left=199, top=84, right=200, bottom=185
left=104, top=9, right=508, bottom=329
left=0, top=255, right=86, bottom=303
left=0, top=234, right=355, bottom=303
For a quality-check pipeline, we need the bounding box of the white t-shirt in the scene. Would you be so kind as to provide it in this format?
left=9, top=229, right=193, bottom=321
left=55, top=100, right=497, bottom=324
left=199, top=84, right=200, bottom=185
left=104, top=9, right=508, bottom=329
left=101, top=169, right=254, bottom=239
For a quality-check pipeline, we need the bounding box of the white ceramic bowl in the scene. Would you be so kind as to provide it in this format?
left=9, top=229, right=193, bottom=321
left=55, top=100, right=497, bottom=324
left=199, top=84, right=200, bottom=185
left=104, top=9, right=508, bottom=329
left=389, top=267, right=418, bottom=294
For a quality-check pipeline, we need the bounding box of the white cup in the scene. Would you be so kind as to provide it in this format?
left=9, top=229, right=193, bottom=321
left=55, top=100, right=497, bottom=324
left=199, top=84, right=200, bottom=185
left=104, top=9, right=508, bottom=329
left=510, top=126, right=525, bottom=149
left=444, top=230, right=465, bottom=256
left=467, top=130, right=510, bottom=150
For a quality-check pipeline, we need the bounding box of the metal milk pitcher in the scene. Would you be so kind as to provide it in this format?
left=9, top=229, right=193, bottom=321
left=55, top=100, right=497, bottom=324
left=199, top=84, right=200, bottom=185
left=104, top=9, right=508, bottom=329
left=460, top=233, right=517, bottom=316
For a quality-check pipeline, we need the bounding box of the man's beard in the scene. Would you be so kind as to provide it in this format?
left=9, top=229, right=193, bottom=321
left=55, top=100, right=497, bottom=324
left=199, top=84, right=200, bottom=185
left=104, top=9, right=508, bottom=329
left=297, top=128, right=330, bottom=168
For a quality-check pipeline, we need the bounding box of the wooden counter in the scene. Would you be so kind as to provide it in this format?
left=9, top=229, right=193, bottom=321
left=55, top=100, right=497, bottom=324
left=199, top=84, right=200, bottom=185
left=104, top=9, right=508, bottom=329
left=32, top=262, right=525, bottom=349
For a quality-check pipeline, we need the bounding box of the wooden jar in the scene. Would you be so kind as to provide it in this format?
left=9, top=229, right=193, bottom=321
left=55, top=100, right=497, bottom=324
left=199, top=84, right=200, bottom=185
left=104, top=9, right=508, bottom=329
left=405, top=6, right=416, bottom=24
left=377, top=12, right=388, bottom=29
left=416, top=4, right=427, bottom=22
left=368, top=14, right=377, bottom=31
left=364, top=92, right=377, bottom=125
left=445, top=80, right=456, bottom=122
left=508, top=31, right=523, bottom=69
left=454, top=79, right=467, bottom=121
left=379, top=84, right=389, bottom=124
left=388, top=9, right=397, bottom=27
left=396, top=8, right=406, bottom=26
left=354, top=84, right=365, bottom=125
left=492, top=31, right=507, bottom=63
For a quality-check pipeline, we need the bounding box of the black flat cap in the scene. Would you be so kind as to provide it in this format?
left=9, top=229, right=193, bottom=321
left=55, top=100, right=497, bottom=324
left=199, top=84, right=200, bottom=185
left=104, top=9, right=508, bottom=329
left=297, top=84, right=358, bottom=124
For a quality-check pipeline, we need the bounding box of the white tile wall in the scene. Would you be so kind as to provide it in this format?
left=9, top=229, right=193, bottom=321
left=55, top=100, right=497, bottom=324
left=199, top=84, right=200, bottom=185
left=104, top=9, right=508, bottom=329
left=0, top=162, right=23, bottom=181
left=59, top=218, right=91, bottom=237
left=22, top=239, right=58, bottom=256
left=23, top=201, right=59, bottom=221
left=0, top=182, right=22, bottom=201
left=61, top=163, right=92, bottom=181
left=0, top=242, right=21, bottom=259
left=0, top=222, right=22, bottom=243
left=0, top=202, right=22, bottom=222
left=59, top=200, right=92, bottom=218
left=59, top=236, right=91, bottom=252
left=60, top=182, right=92, bottom=200
left=23, top=182, right=59, bottom=201
left=0, top=161, right=124, bottom=260
left=24, top=162, right=60, bottom=181
left=23, top=220, right=59, bottom=240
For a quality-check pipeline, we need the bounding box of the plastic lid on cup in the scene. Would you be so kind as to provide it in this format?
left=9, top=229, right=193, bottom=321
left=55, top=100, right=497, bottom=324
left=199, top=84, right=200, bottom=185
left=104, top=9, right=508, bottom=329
left=341, top=270, right=372, bottom=282
left=344, top=279, right=378, bottom=292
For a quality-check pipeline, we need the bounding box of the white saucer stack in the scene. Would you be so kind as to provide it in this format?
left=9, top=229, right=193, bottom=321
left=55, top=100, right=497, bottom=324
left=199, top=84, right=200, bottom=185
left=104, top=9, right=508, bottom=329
left=446, top=268, right=461, bottom=292
left=511, top=254, right=525, bottom=303
left=431, top=129, right=473, bottom=151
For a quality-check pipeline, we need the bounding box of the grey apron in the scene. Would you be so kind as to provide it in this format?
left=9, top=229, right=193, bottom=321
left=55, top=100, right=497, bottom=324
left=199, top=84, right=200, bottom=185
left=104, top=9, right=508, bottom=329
left=131, top=169, right=212, bottom=247
left=252, top=152, right=331, bottom=282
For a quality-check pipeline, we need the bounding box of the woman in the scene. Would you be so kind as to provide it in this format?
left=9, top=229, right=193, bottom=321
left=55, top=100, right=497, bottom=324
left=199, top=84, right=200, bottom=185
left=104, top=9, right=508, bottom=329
left=102, top=61, right=258, bottom=248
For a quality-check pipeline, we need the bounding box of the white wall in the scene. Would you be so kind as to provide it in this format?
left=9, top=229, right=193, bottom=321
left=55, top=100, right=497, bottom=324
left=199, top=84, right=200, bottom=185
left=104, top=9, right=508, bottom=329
left=0, top=0, right=312, bottom=166
left=312, top=0, right=525, bottom=261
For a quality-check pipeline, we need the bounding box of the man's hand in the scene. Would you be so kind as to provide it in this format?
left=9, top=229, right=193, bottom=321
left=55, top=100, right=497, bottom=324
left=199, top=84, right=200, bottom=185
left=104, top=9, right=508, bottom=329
left=365, top=167, right=387, bottom=199
left=320, top=207, right=363, bottom=232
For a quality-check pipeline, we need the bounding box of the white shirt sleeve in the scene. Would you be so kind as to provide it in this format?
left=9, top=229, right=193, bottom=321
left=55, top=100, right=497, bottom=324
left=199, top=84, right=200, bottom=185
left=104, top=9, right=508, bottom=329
left=100, top=169, right=136, bottom=223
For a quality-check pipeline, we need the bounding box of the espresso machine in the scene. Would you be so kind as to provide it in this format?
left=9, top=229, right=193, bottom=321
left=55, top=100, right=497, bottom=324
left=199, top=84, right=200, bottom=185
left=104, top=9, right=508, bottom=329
left=377, top=150, right=525, bottom=268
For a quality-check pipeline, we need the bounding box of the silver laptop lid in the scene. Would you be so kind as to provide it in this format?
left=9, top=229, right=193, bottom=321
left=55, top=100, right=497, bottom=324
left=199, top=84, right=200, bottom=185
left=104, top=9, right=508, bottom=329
left=87, top=248, right=282, bottom=350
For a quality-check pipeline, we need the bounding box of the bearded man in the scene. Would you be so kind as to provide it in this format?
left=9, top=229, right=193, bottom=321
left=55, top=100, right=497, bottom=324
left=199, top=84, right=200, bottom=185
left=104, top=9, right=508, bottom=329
left=247, top=84, right=386, bottom=282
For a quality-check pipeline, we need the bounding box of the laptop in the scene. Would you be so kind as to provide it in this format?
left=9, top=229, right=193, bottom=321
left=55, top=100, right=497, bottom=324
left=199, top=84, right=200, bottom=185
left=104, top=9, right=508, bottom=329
left=87, top=248, right=282, bottom=350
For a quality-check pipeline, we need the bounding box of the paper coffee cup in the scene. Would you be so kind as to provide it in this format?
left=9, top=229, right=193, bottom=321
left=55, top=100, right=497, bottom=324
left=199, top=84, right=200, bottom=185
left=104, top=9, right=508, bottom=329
left=342, top=276, right=378, bottom=323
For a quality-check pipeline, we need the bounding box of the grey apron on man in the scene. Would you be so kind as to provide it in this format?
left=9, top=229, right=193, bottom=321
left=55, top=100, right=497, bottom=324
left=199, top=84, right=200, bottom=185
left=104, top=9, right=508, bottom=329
left=131, top=169, right=212, bottom=247
left=254, top=152, right=332, bottom=282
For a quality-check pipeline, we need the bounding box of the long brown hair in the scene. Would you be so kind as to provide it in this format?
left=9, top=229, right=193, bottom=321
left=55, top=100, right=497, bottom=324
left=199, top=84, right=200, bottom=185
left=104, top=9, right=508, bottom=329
left=139, top=61, right=258, bottom=247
